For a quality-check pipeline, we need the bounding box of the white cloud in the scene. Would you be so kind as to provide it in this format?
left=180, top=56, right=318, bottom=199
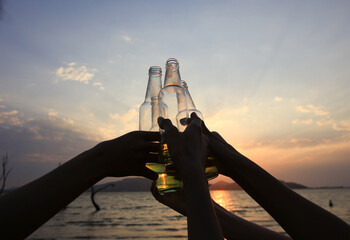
left=56, top=62, right=97, bottom=84
left=296, top=104, right=329, bottom=116
left=48, top=110, right=58, bottom=117
left=292, top=119, right=313, bottom=125
left=110, top=108, right=138, bottom=124
left=122, top=35, right=132, bottom=43
left=109, top=107, right=138, bottom=134
left=274, top=96, right=283, bottom=102
left=0, top=110, right=23, bottom=126
left=333, top=121, right=350, bottom=131
left=93, top=82, right=105, bottom=90
left=316, top=119, right=334, bottom=126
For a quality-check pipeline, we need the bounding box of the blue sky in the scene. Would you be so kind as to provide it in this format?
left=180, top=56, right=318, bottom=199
left=1, top=0, right=350, bottom=187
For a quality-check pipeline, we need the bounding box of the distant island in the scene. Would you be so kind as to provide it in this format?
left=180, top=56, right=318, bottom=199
left=93, top=177, right=309, bottom=192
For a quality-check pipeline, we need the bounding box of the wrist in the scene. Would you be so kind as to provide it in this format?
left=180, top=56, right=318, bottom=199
left=181, top=161, right=207, bottom=185
left=88, top=142, right=110, bottom=179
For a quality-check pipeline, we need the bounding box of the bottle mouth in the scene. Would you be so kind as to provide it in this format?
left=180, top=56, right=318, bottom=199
left=166, top=58, right=179, bottom=71
left=149, top=66, right=162, bottom=75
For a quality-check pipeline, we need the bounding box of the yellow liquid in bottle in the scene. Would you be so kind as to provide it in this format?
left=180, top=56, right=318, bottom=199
left=147, top=144, right=219, bottom=194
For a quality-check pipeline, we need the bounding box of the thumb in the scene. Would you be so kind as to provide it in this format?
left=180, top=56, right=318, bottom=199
left=141, top=167, right=159, bottom=181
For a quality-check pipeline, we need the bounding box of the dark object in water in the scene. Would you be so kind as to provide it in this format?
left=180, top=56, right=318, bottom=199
left=329, top=199, right=333, bottom=207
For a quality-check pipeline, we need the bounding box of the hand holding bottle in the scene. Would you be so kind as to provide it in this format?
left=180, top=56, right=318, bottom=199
left=95, top=131, right=159, bottom=180
left=158, top=113, right=208, bottom=180
left=158, top=113, right=224, bottom=239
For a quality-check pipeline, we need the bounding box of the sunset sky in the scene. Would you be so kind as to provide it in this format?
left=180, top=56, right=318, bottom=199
left=1, top=0, right=350, bottom=188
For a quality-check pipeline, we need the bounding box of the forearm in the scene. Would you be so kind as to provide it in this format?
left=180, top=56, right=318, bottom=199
left=214, top=202, right=291, bottom=240
left=182, top=167, right=223, bottom=240
left=0, top=146, right=105, bottom=239
left=223, top=152, right=350, bottom=239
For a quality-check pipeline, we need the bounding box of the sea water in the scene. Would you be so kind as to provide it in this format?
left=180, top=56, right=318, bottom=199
left=29, top=188, right=350, bottom=239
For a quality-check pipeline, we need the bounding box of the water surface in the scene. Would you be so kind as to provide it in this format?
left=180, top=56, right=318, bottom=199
left=29, top=188, right=350, bottom=239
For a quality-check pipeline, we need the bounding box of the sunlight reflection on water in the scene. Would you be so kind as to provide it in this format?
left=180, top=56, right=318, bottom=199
left=29, top=189, right=350, bottom=239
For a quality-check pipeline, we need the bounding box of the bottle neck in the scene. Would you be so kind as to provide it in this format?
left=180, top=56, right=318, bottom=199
left=181, top=80, right=196, bottom=109
left=145, top=67, right=162, bottom=101
left=164, top=58, right=182, bottom=87
left=151, top=97, right=159, bottom=131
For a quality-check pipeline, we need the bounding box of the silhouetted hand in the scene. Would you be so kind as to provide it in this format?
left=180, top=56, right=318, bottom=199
left=198, top=121, right=242, bottom=177
left=183, top=115, right=240, bottom=177
left=95, top=131, right=160, bottom=180
left=158, top=113, right=208, bottom=179
left=158, top=113, right=224, bottom=239
left=151, top=181, right=187, bottom=215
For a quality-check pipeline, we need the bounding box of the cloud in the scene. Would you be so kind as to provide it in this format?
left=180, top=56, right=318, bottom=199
left=0, top=97, right=5, bottom=108
left=316, top=118, right=334, bottom=126
left=274, top=96, right=283, bottom=102
left=122, top=35, right=132, bottom=43
left=0, top=110, right=23, bottom=126
left=109, top=107, right=138, bottom=134
left=0, top=111, right=100, bottom=187
left=292, top=118, right=313, bottom=125
left=296, top=104, right=329, bottom=116
left=333, top=120, right=350, bottom=131
left=93, top=82, right=105, bottom=90
left=48, top=109, right=58, bottom=117
left=110, top=108, right=138, bottom=124
left=56, top=62, right=97, bottom=84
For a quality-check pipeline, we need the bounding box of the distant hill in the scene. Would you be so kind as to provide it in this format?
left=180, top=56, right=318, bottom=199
left=94, top=177, right=308, bottom=192
left=209, top=180, right=307, bottom=190
left=280, top=180, right=308, bottom=189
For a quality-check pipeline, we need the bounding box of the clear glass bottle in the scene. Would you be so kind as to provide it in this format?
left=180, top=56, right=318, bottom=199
left=176, top=80, right=204, bottom=125
left=159, top=58, right=188, bottom=131
left=179, top=80, right=218, bottom=180
left=139, top=67, right=165, bottom=174
left=156, top=58, right=187, bottom=194
left=156, top=60, right=219, bottom=194
left=139, top=66, right=163, bottom=131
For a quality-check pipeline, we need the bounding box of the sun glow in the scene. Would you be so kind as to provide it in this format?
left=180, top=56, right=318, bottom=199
left=210, top=190, right=234, bottom=210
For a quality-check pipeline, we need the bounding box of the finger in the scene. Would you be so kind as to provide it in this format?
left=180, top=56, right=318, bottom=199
left=135, top=152, right=159, bottom=164
left=140, top=142, right=160, bottom=152
left=201, top=120, right=212, bottom=135
left=139, top=131, right=161, bottom=141
left=190, top=112, right=199, bottom=119
left=150, top=181, right=161, bottom=199
left=184, top=112, right=199, bottom=125
left=185, top=115, right=202, bottom=135
left=211, top=131, right=227, bottom=143
left=201, top=121, right=226, bottom=144
left=189, top=114, right=202, bottom=128
left=145, top=151, right=159, bottom=163
left=158, top=117, right=176, bottom=132
left=137, top=167, right=158, bottom=180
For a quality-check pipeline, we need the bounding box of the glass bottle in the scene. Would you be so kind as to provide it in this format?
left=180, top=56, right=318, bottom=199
left=179, top=80, right=218, bottom=180
left=156, top=58, right=187, bottom=194
left=176, top=80, right=203, bottom=125
left=139, top=66, right=162, bottom=131
left=159, top=58, right=188, bottom=131
left=139, top=67, right=165, bottom=174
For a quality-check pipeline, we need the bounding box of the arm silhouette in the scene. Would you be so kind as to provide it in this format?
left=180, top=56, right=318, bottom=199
left=0, top=131, right=159, bottom=239
left=201, top=122, right=350, bottom=240
left=151, top=182, right=291, bottom=240
left=158, top=115, right=223, bottom=240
